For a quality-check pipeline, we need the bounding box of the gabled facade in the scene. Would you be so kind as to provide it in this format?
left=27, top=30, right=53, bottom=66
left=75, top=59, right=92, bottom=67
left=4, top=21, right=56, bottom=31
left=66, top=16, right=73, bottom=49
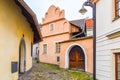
left=0, top=0, right=42, bottom=80
left=91, top=0, right=120, bottom=80
left=39, top=5, right=93, bottom=74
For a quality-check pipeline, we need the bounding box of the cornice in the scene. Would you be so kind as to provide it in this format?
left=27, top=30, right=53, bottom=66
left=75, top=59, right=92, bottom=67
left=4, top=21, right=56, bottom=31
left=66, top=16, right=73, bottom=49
left=106, top=31, right=120, bottom=39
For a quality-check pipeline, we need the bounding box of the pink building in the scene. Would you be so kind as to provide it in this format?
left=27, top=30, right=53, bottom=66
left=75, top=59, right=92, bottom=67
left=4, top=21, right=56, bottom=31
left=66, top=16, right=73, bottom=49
left=39, top=5, right=93, bottom=74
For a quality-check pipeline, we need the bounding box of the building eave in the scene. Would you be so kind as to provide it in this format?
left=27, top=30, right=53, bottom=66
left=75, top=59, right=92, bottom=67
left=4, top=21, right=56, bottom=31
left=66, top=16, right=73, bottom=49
left=60, top=36, right=93, bottom=43
left=90, top=0, right=99, bottom=3
left=15, top=0, right=42, bottom=44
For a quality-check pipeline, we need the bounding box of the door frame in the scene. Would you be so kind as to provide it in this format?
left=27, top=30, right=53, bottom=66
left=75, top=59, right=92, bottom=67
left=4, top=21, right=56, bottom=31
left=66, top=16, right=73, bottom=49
left=65, top=43, right=87, bottom=71
left=18, top=38, right=26, bottom=74
left=115, top=53, right=120, bottom=80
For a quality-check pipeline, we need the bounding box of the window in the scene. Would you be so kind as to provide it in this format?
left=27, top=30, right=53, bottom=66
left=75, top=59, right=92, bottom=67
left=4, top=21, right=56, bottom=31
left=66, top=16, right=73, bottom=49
left=115, top=53, right=120, bottom=80
left=50, top=24, right=54, bottom=31
left=55, top=42, right=60, bottom=53
left=115, top=0, right=120, bottom=17
left=57, top=57, right=60, bottom=62
left=43, top=44, right=47, bottom=53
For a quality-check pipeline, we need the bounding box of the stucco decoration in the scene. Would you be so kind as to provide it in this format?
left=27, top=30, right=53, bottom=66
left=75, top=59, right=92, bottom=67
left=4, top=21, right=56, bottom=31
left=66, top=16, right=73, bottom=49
left=62, top=20, right=70, bottom=32
left=63, top=21, right=69, bottom=26
left=42, top=5, right=65, bottom=24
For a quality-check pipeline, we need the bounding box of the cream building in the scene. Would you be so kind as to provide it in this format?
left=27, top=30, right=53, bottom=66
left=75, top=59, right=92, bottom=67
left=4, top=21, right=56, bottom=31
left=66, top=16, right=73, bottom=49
left=0, top=0, right=42, bottom=80
left=91, top=0, right=120, bottom=80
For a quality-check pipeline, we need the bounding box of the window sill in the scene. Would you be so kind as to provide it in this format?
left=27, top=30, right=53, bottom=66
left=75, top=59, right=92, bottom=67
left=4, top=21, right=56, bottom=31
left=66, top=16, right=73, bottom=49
left=112, top=16, right=120, bottom=22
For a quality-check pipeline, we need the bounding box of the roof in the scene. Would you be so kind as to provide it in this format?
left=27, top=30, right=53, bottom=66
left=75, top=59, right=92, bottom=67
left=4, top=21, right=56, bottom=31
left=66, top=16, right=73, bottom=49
left=69, top=19, right=85, bottom=28
left=15, top=0, right=42, bottom=43
left=69, top=18, right=93, bottom=29
left=60, top=36, right=93, bottom=43
left=90, top=0, right=99, bottom=3
left=86, top=19, right=93, bottom=28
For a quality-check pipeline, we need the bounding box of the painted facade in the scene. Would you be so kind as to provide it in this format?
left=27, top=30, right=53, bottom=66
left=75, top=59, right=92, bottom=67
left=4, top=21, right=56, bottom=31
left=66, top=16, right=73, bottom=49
left=60, top=37, right=93, bottom=73
left=91, top=0, right=120, bottom=80
left=39, top=5, right=93, bottom=74
left=0, top=0, right=42, bottom=80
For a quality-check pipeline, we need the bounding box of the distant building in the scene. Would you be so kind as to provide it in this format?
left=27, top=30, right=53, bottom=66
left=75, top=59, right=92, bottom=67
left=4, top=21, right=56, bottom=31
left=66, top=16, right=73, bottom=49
left=39, top=5, right=93, bottom=74
left=0, top=0, right=42, bottom=80
left=33, top=43, right=39, bottom=60
left=33, top=24, right=42, bottom=60
left=86, top=19, right=93, bottom=36
left=91, top=0, right=120, bottom=80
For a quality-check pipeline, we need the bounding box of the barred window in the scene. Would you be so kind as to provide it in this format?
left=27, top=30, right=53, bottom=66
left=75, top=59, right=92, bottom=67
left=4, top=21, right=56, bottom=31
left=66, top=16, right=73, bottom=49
left=43, top=44, right=47, bottom=53
left=115, top=0, right=120, bottom=17
left=55, top=42, right=60, bottom=53
left=57, top=57, right=60, bottom=62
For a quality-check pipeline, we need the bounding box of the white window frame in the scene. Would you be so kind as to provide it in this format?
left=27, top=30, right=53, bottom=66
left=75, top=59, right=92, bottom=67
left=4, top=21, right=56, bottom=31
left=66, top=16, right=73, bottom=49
left=43, top=44, right=47, bottom=53
left=49, top=23, right=54, bottom=31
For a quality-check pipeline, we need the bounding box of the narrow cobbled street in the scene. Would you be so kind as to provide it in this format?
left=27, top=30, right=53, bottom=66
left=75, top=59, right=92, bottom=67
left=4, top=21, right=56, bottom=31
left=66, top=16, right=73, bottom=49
left=21, top=61, right=93, bottom=80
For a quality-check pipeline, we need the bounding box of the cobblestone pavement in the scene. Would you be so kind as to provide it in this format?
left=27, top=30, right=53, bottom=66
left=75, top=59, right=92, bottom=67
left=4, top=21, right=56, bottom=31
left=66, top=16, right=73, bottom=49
left=21, top=61, right=93, bottom=80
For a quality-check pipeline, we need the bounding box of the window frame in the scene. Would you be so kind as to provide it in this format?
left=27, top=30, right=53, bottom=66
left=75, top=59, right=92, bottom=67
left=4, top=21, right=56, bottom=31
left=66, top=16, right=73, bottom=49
left=49, top=24, right=54, bottom=31
left=115, top=53, right=120, bottom=80
left=57, top=56, right=60, bottom=62
left=55, top=42, right=60, bottom=53
left=115, top=0, right=120, bottom=17
left=43, top=44, right=47, bottom=53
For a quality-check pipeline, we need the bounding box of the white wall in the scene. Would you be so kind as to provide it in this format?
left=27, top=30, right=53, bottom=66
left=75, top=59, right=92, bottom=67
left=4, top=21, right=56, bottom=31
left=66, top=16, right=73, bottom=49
left=87, top=28, right=93, bottom=36
left=33, top=43, right=39, bottom=59
left=96, top=0, right=120, bottom=80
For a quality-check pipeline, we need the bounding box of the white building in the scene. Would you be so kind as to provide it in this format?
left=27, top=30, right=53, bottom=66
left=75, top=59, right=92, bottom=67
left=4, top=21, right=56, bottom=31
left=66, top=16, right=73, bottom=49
left=33, top=43, right=39, bottom=60
left=91, top=0, right=120, bottom=80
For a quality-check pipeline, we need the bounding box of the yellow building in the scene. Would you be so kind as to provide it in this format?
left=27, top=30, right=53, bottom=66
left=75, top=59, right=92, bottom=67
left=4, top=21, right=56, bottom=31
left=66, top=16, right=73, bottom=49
left=0, top=0, right=42, bottom=80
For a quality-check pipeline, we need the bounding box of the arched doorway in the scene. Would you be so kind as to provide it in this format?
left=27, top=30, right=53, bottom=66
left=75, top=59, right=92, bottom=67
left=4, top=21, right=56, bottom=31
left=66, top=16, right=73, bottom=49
left=19, top=38, right=26, bottom=75
left=65, top=44, right=87, bottom=71
left=69, top=45, right=85, bottom=71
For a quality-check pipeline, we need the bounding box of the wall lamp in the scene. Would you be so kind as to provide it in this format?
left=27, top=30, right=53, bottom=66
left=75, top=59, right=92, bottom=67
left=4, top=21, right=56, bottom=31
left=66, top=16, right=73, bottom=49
left=79, top=0, right=93, bottom=14
left=79, top=0, right=96, bottom=80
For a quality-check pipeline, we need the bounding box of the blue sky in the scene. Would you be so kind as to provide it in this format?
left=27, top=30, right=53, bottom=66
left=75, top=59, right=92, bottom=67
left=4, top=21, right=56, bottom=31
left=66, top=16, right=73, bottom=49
left=24, top=0, right=92, bottom=23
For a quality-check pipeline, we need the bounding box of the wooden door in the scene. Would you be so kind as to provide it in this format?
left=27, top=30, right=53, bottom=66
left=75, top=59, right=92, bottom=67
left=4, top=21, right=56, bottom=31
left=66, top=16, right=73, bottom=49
left=69, top=46, right=85, bottom=71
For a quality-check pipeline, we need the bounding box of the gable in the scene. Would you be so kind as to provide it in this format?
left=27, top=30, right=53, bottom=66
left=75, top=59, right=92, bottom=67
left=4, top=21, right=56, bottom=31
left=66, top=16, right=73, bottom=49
left=42, top=5, right=65, bottom=24
left=69, top=19, right=85, bottom=28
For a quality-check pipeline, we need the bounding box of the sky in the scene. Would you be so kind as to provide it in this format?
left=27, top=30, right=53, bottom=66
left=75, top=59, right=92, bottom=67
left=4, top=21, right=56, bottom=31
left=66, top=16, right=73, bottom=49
left=24, top=0, right=92, bottom=23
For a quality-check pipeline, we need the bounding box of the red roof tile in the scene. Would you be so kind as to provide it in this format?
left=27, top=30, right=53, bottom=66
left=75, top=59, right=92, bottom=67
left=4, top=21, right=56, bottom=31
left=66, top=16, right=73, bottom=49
left=86, top=19, right=93, bottom=28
